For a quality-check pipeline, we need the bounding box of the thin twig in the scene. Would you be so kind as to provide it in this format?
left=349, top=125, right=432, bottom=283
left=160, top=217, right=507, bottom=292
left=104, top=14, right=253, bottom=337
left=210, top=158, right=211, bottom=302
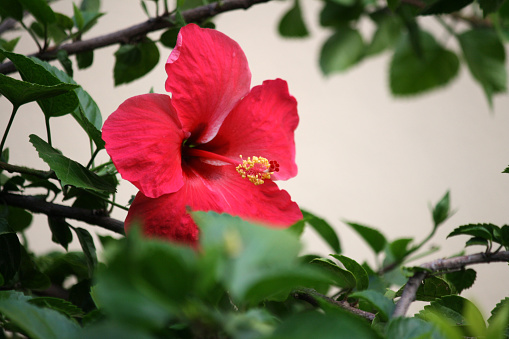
left=294, top=289, right=376, bottom=321
left=0, top=0, right=271, bottom=75
left=0, top=192, right=125, bottom=234
left=392, top=251, right=509, bottom=317
left=0, top=161, right=56, bottom=180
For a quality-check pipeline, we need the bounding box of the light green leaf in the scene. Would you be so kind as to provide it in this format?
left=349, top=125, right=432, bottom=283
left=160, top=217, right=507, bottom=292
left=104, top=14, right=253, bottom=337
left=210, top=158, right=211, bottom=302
left=390, top=31, right=459, bottom=95
left=458, top=28, right=506, bottom=106
left=432, top=190, right=451, bottom=228
left=29, top=134, right=115, bottom=193
left=350, top=290, right=395, bottom=321
left=386, top=317, right=437, bottom=339
left=320, top=28, right=364, bottom=75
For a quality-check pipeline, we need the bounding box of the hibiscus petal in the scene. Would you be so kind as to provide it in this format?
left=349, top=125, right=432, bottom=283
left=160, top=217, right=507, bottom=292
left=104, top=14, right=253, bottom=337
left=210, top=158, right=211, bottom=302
left=165, top=24, right=251, bottom=144
left=124, top=160, right=302, bottom=245
left=206, top=79, right=299, bottom=180
left=102, top=93, right=186, bottom=198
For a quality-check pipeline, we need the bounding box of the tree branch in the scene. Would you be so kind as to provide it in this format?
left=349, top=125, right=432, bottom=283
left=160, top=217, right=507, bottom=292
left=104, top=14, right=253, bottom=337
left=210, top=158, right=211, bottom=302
left=0, top=0, right=271, bottom=75
left=392, top=251, right=509, bottom=317
left=0, top=192, right=125, bottom=234
left=0, top=161, right=56, bottom=180
left=294, top=288, right=376, bottom=321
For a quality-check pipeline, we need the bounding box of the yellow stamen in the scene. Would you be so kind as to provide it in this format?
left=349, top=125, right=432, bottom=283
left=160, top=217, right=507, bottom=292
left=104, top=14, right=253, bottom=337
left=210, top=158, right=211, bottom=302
left=236, top=155, right=274, bottom=185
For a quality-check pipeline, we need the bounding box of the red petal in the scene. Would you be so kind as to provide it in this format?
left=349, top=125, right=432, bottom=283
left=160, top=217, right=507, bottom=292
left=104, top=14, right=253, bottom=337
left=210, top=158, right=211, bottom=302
left=206, top=79, right=299, bottom=180
left=125, top=160, right=302, bottom=245
left=102, top=94, right=186, bottom=198
left=165, top=24, right=251, bottom=144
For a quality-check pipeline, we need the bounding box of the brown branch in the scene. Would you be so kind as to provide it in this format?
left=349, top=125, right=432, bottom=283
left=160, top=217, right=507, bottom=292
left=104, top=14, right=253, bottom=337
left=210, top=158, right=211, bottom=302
left=0, top=161, right=56, bottom=180
left=0, top=0, right=271, bottom=75
left=392, top=251, right=509, bottom=317
left=294, top=289, right=376, bottom=321
left=0, top=192, right=125, bottom=234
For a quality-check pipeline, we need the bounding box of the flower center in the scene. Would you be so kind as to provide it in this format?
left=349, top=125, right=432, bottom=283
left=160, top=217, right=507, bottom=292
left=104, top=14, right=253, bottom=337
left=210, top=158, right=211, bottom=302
left=236, top=155, right=279, bottom=185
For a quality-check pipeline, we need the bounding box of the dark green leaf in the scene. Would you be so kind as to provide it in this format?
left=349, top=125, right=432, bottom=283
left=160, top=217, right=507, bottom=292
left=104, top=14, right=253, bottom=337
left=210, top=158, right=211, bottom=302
left=320, top=0, right=364, bottom=26
left=465, top=236, right=489, bottom=248
left=350, top=290, right=395, bottom=321
left=1, top=50, right=79, bottom=117
left=387, top=0, right=401, bottom=11
left=39, top=252, right=88, bottom=286
left=18, top=246, right=51, bottom=290
left=331, top=254, right=368, bottom=290
left=114, top=39, right=160, bottom=85
left=278, top=0, right=309, bottom=38
left=386, top=317, right=438, bottom=339
left=302, top=210, right=341, bottom=253
left=421, top=0, right=473, bottom=15
left=445, top=269, right=476, bottom=294
left=0, top=73, right=79, bottom=108
left=479, top=0, right=506, bottom=16
left=345, top=221, right=387, bottom=254
left=432, top=190, right=451, bottom=228
left=500, top=225, right=509, bottom=250
left=458, top=28, right=506, bottom=106
left=80, top=0, right=100, bottom=12
left=7, top=206, right=33, bottom=232
left=447, top=223, right=495, bottom=241
left=76, top=50, right=94, bottom=69
left=0, top=296, right=80, bottom=339
left=390, top=31, right=459, bottom=95
left=55, top=12, right=74, bottom=30
left=320, top=28, right=364, bottom=74
left=388, top=238, right=413, bottom=261
left=160, top=27, right=180, bottom=48
left=0, top=220, right=21, bottom=284
left=72, top=227, right=97, bottom=277
left=0, top=0, right=23, bottom=20
left=0, top=37, right=20, bottom=63
left=29, top=134, right=115, bottom=192
left=48, top=217, right=73, bottom=250
left=17, top=0, right=56, bottom=24
left=79, top=323, right=154, bottom=339
left=310, top=258, right=356, bottom=289
left=272, top=309, right=382, bottom=339
left=503, top=165, right=509, bottom=173
left=79, top=11, right=104, bottom=35
left=31, top=48, right=103, bottom=132
left=57, top=50, right=73, bottom=77
left=29, top=297, right=84, bottom=317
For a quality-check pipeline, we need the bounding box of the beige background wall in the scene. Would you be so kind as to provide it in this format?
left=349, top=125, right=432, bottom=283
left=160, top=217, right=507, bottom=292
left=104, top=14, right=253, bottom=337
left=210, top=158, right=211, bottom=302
left=1, top=0, right=508, bottom=316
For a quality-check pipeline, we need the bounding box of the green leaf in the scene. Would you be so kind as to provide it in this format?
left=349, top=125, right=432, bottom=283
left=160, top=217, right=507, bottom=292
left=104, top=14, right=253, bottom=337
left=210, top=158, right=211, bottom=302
left=479, top=0, right=506, bottom=16
left=72, top=227, right=97, bottom=277
left=432, top=190, right=451, bottom=228
left=80, top=0, right=100, bottom=12
left=0, top=37, right=20, bottom=63
left=488, top=298, right=509, bottom=339
left=418, top=295, right=470, bottom=324
left=278, top=0, right=309, bottom=38
left=1, top=50, right=79, bottom=117
left=29, top=297, right=84, bottom=317
left=465, top=236, right=489, bottom=248
left=76, top=50, right=94, bottom=69
left=445, top=269, right=476, bottom=294
left=390, top=31, right=459, bottom=95
left=330, top=254, right=368, bottom=290
left=320, top=28, right=364, bottom=75
left=447, top=223, right=495, bottom=241
left=500, top=225, right=509, bottom=250
left=458, top=28, right=506, bottom=106
left=387, top=0, right=401, bottom=11
left=114, top=39, right=160, bottom=86
left=0, top=73, right=79, bottom=108
left=0, top=0, right=23, bottom=20
left=399, top=275, right=451, bottom=302
left=464, top=299, right=487, bottom=338
left=388, top=238, right=413, bottom=261
left=18, top=246, right=51, bottom=290
left=310, top=258, right=356, bottom=289
left=272, top=309, right=382, bottom=339
left=17, top=0, right=56, bottom=24
left=29, top=134, right=115, bottom=193
left=320, top=0, right=364, bottom=26
left=7, top=206, right=33, bottom=232
left=57, top=50, right=73, bottom=77
left=350, top=290, right=395, bottom=321
left=421, top=0, right=473, bottom=15
left=345, top=221, right=387, bottom=254
left=0, top=295, right=80, bottom=339
left=503, top=165, right=509, bottom=173
left=48, top=217, right=73, bottom=251
left=366, top=12, right=402, bottom=56
left=386, top=317, right=438, bottom=339
left=302, top=210, right=341, bottom=253
left=0, top=220, right=21, bottom=284
left=160, top=27, right=180, bottom=48
left=73, top=3, right=85, bottom=30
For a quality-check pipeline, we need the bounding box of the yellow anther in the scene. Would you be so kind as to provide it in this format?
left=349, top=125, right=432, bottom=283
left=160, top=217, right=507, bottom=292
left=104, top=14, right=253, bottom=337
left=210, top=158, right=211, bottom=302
left=236, top=155, right=273, bottom=185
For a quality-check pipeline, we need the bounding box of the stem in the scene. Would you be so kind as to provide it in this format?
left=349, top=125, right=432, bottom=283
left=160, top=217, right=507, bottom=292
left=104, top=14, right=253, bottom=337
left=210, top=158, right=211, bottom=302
left=86, top=190, right=129, bottom=211
left=0, top=161, right=56, bottom=179
left=45, top=117, right=52, bottom=147
left=0, top=105, right=20, bottom=153
left=20, top=21, right=42, bottom=52
left=86, top=147, right=100, bottom=169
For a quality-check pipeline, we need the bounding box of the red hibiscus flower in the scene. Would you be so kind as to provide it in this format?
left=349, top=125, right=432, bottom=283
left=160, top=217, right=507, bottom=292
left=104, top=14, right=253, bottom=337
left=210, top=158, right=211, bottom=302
left=102, top=24, right=302, bottom=246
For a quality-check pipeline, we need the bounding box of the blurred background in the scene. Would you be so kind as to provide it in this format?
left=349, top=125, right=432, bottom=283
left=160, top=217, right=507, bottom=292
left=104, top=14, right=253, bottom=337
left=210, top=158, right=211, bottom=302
left=1, top=0, right=508, bottom=316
